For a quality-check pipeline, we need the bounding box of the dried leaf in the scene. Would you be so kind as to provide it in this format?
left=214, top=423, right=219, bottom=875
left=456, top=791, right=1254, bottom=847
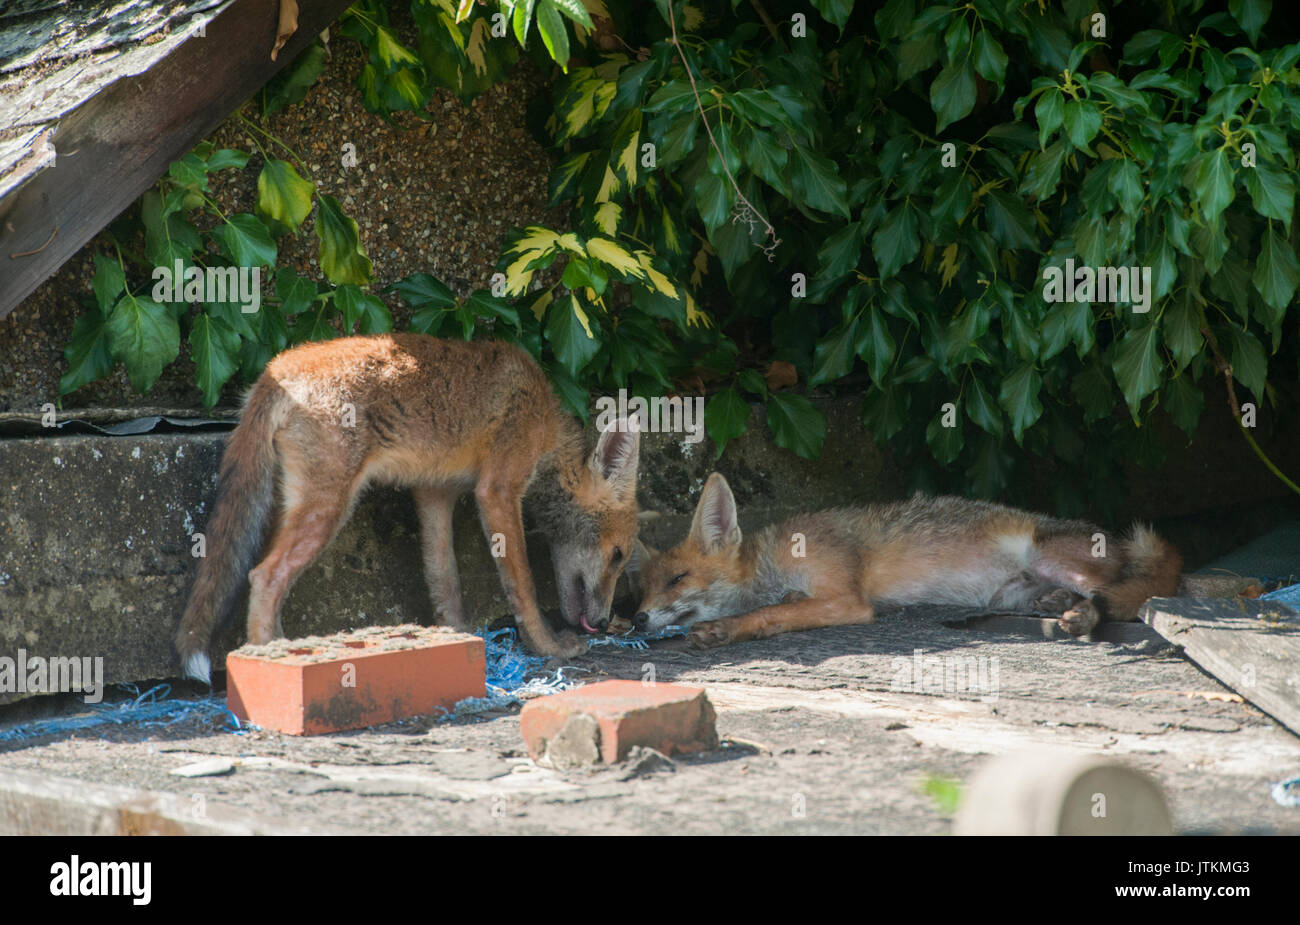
left=272, top=0, right=300, bottom=61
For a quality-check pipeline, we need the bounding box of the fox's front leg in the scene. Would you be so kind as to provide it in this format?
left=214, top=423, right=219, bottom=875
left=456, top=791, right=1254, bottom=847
left=474, top=479, right=585, bottom=658
left=688, top=596, right=875, bottom=649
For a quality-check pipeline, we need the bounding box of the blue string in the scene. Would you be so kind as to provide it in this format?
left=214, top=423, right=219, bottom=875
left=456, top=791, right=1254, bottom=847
left=0, top=682, right=243, bottom=742
left=0, top=625, right=687, bottom=734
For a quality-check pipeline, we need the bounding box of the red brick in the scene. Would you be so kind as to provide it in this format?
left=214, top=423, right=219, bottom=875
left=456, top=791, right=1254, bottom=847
left=520, top=680, right=718, bottom=765
left=226, top=625, right=484, bottom=735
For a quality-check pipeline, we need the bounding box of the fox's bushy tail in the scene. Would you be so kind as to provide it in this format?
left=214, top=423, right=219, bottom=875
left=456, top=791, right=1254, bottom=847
left=1104, top=525, right=1183, bottom=619
left=174, top=382, right=282, bottom=682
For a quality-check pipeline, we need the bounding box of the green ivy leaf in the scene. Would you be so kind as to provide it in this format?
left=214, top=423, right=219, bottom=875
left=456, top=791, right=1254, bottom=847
left=810, top=316, right=860, bottom=387
left=466, top=290, right=521, bottom=331
left=861, top=385, right=908, bottom=440
left=1226, top=325, right=1268, bottom=399
left=872, top=201, right=919, bottom=279
left=257, top=159, right=315, bottom=230
left=1252, top=226, right=1300, bottom=322
left=1194, top=147, right=1236, bottom=223
left=316, top=194, right=373, bottom=285
left=106, top=292, right=180, bottom=394
left=1070, top=363, right=1114, bottom=422
left=1062, top=100, right=1102, bottom=154
left=1163, top=293, right=1203, bottom=370
left=59, top=308, right=115, bottom=396
left=965, top=375, right=1004, bottom=436
left=92, top=254, right=125, bottom=313
left=791, top=147, right=850, bottom=218
left=1034, top=88, right=1064, bottom=148
left=240, top=305, right=288, bottom=380
left=817, top=221, right=864, bottom=281
left=972, top=30, right=1008, bottom=87
left=926, top=412, right=963, bottom=464
left=536, top=0, right=571, bottom=70
left=335, top=285, right=392, bottom=334
left=189, top=313, right=241, bottom=408
left=276, top=267, right=319, bottom=316
left=1244, top=157, right=1295, bottom=231
left=811, top=0, right=853, bottom=29
left=856, top=307, right=896, bottom=384
left=1164, top=374, right=1205, bottom=438
left=998, top=363, right=1043, bottom=442
left=1110, top=323, right=1162, bottom=416
left=1229, top=0, right=1272, bottom=44
left=1108, top=159, right=1144, bottom=216
left=705, top=387, right=751, bottom=458
left=930, top=59, right=977, bottom=131
left=766, top=392, right=826, bottom=460
left=546, top=294, right=600, bottom=375
left=214, top=214, right=277, bottom=268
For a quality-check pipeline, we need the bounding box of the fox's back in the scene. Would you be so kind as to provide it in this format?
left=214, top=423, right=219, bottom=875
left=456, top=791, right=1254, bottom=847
left=755, top=496, right=1095, bottom=607
left=253, top=334, right=574, bottom=485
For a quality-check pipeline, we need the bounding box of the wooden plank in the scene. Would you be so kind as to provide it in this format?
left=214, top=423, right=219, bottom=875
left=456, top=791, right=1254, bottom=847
left=0, top=0, right=355, bottom=320
left=1141, top=596, right=1300, bottom=735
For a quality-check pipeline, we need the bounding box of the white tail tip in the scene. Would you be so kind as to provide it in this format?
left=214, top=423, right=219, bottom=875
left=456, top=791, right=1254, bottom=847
left=181, top=651, right=212, bottom=684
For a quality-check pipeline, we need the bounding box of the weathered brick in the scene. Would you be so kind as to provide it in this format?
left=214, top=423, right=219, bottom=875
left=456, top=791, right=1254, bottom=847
left=226, top=624, right=484, bottom=735
left=520, top=680, right=718, bottom=767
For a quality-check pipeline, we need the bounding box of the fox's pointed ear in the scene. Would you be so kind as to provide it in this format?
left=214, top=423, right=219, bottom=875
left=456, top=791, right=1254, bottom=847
left=627, top=538, right=657, bottom=576
left=689, top=472, right=741, bottom=553
left=590, top=417, right=640, bottom=502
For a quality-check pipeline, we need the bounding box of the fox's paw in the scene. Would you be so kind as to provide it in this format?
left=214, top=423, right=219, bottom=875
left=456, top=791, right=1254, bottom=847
left=687, top=621, right=736, bottom=649
left=1058, top=599, right=1100, bottom=636
left=545, top=630, right=590, bottom=659
left=1034, top=588, right=1079, bottom=615
left=519, top=626, right=588, bottom=659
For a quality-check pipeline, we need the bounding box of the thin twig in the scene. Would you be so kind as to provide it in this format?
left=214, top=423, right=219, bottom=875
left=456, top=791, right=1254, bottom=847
left=748, top=0, right=787, bottom=51
left=9, top=226, right=58, bottom=259
left=1200, top=323, right=1300, bottom=497
left=668, top=3, right=780, bottom=259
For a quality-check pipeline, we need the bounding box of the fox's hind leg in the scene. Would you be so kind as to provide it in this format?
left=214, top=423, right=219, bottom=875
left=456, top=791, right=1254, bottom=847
left=414, top=484, right=467, bottom=630
left=1027, top=530, right=1122, bottom=636
left=246, top=472, right=358, bottom=645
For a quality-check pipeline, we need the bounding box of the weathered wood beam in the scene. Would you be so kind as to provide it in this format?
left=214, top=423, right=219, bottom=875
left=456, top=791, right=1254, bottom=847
left=1141, top=595, right=1300, bottom=736
left=0, top=0, right=356, bottom=320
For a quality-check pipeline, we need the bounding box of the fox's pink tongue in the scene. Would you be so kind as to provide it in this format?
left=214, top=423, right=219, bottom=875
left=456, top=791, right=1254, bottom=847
left=580, top=615, right=598, bottom=634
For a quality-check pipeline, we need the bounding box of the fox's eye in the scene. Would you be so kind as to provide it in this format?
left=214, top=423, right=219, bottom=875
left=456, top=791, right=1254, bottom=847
left=610, top=547, right=623, bottom=565
left=668, top=571, right=688, bottom=588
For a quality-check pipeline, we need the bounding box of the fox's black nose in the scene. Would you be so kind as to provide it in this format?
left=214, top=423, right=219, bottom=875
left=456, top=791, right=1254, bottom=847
left=633, top=612, right=649, bottom=630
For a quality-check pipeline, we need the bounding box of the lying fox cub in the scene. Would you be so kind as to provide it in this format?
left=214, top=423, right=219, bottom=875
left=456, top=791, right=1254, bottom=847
left=630, top=473, right=1181, bottom=648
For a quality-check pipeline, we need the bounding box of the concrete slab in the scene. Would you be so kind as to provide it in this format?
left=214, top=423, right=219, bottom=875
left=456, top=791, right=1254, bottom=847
left=2, top=606, right=1297, bottom=835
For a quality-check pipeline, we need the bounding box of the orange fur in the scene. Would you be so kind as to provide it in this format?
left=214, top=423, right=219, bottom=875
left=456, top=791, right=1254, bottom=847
left=174, top=334, right=640, bottom=681
left=632, top=473, right=1182, bottom=647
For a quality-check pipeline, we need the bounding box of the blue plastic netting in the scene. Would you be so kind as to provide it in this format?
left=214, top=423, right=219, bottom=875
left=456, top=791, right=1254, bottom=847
left=440, top=624, right=685, bottom=719
left=1260, top=583, right=1300, bottom=608
left=0, top=625, right=687, bottom=736
left=0, top=683, right=242, bottom=742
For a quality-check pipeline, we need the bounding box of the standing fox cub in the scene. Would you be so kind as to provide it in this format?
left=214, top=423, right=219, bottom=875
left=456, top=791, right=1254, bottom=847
left=175, top=334, right=641, bottom=682
left=631, top=473, right=1181, bottom=648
